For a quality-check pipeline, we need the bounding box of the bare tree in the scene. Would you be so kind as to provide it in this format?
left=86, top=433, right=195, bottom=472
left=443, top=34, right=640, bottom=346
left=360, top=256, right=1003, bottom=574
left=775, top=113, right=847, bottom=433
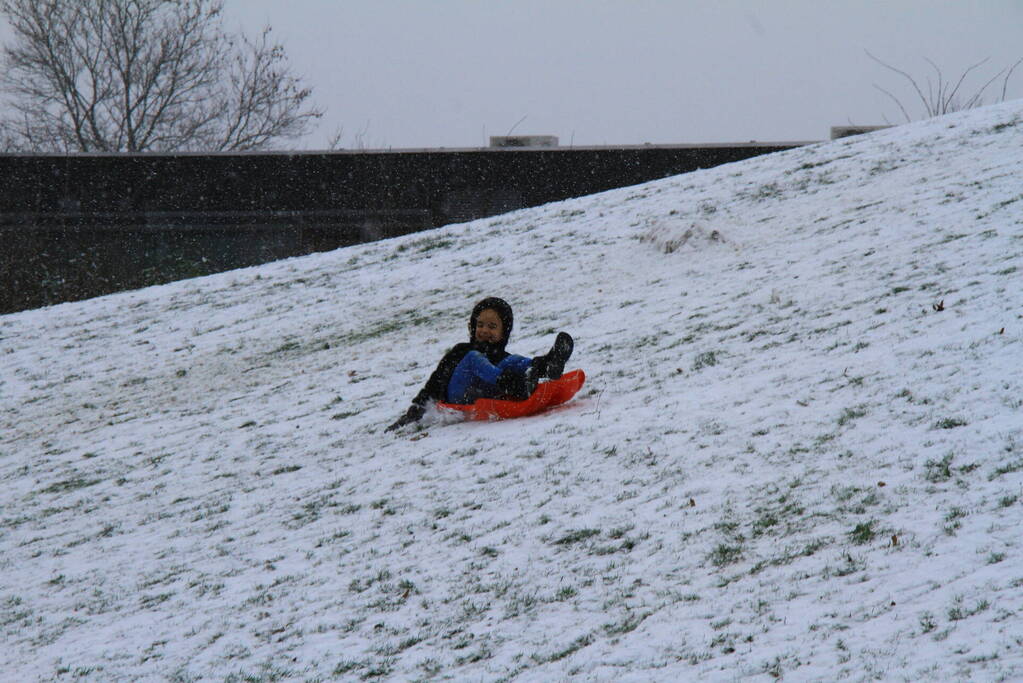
left=867, top=50, right=1022, bottom=123
left=0, top=0, right=322, bottom=152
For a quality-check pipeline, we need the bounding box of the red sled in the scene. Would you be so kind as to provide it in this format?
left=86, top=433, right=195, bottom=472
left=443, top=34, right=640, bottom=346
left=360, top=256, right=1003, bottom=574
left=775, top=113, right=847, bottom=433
left=438, top=369, right=586, bottom=421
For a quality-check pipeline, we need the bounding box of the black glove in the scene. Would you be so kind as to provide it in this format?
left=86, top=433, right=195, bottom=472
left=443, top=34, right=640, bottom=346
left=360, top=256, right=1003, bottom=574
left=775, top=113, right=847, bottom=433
left=385, top=403, right=425, bottom=432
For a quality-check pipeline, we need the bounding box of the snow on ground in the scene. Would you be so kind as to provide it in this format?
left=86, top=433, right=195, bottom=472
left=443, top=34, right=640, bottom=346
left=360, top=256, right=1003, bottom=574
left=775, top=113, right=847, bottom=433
left=1, top=101, right=1022, bottom=682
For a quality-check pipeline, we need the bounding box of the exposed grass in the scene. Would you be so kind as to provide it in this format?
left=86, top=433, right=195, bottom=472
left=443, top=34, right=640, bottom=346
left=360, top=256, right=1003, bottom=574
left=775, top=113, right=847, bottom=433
left=848, top=520, right=877, bottom=545
left=925, top=453, right=955, bottom=483
left=552, top=528, right=601, bottom=546
left=39, top=478, right=102, bottom=494
left=837, top=405, right=868, bottom=427
left=709, top=543, right=744, bottom=567
left=990, top=459, right=1023, bottom=480
left=692, top=351, right=719, bottom=371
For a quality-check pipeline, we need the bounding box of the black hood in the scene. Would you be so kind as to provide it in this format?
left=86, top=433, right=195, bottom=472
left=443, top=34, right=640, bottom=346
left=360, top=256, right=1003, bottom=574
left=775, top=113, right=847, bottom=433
left=468, top=296, right=514, bottom=354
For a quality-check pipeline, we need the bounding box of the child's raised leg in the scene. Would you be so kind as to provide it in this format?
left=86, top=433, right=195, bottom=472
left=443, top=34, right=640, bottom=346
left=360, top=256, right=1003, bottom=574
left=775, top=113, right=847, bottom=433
left=533, top=332, right=574, bottom=379
left=447, top=351, right=536, bottom=404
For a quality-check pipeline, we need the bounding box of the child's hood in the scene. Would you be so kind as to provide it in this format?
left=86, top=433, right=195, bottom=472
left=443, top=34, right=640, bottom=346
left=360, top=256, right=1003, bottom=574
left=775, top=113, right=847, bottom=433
left=469, top=297, right=514, bottom=351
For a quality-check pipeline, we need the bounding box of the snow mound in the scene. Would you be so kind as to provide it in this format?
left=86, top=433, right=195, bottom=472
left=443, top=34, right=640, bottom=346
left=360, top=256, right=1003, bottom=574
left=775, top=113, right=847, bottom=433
left=2, top=101, right=1022, bottom=682
left=637, top=218, right=737, bottom=255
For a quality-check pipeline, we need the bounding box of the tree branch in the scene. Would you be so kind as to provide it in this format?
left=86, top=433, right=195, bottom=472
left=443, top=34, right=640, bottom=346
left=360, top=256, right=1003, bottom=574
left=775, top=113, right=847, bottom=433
left=865, top=49, right=1022, bottom=122
left=0, top=0, right=321, bottom=151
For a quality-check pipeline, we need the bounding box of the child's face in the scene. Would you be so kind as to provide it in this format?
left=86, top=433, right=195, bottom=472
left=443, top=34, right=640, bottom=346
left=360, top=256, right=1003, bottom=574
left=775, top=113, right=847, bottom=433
left=473, top=308, right=504, bottom=344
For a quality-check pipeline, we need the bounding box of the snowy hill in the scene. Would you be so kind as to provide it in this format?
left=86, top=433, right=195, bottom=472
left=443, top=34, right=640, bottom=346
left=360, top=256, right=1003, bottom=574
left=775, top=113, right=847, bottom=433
left=2, top=101, right=1022, bottom=682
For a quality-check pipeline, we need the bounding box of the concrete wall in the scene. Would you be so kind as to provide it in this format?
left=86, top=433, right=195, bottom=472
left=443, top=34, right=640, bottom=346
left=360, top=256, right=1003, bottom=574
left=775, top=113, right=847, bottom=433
left=1, top=142, right=807, bottom=312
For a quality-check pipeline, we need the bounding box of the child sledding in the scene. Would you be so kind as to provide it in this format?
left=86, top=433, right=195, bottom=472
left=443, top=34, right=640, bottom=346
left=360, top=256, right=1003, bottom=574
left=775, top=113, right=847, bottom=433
left=386, top=297, right=581, bottom=431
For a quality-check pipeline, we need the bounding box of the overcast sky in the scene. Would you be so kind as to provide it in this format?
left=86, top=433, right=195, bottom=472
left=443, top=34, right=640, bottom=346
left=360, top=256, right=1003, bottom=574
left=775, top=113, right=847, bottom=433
left=222, top=0, right=1022, bottom=150
left=3, top=2, right=1019, bottom=151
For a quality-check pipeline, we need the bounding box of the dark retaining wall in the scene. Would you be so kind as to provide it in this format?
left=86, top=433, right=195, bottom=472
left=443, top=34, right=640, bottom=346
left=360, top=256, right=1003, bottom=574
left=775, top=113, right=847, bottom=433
left=1, top=142, right=806, bottom=313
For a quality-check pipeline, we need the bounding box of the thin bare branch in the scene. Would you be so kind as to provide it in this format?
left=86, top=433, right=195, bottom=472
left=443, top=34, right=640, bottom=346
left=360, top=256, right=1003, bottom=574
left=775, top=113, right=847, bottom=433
left=866, top=50, right=1022, bottom=122
left=941, top=56, right=990, bottom=113
left=1000, top=58, right=1023, bottom=102
left=872, top=83, right=913, bottom=123
left=866, top=50, right=932, bottom=118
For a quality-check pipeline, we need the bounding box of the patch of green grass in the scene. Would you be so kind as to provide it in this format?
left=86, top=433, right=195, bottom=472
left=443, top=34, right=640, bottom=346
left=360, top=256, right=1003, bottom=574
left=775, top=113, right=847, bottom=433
left=803, top=537, right=830, bottom=557
left=553, top=528, right=600, bottom=546
left=998, top=494, right=1018, bottom=508
left=539, top=634, right=595, bottom=663
left=948, top=595, right=989, bottom=621
left=750, top=511, right=779, bottom=538
left=751, top=497, right=805, bottom=538
left=709, top=542, right=744, bottom=567
left=554, top=586, right=577, bottom=601
left=713, top=517, right=741, bottom=537
left=692, top=350, right=719, bottom=371
left=455, top=647, right=492, bottom=666
left=991, top=117, right=1020, bottom=133
left=837, top=405, right=868, bottom=427
left=748, top=182, right=783, bottom=200
left=1, top=596, right=31, bottom=628
left=925, top=453, right=954, bottom=482
left=826, top=552, right=865, bottom=578
left=376, top=635, right=423, bottom=657
left=848, top=520, right=876, bottom=545
left=314, top=530, right=351, bottom=548
left=361, top=660, right=395, bottom=680
left=416, top=238, right=454, bottom=253
left=944, top=506, right=967, bottom=535
left=934, top=417, right=968, bottom=429
left=919, top=611, right=937, bottom=633
left=604, top=611, right=651, bottom=637
left=40, top=477, right=101, bottom=494
left=813, top=432, right=837, bottom=448
left=394, top=235, right=455, bottom=255
left=272, top=340, right=300, bottom=354
left=139, top=592, right=174, bottom=609
left=341, top=310, right=433, bottom=345
left=287, top=495, right=350, bottom=529
left=939, top=233, right=969, bottom=244
left=990, top=459, right=1023, bottom=480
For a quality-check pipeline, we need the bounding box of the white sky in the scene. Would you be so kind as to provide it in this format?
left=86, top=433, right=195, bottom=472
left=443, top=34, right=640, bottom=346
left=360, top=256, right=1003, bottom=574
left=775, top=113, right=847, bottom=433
left=224, top=0, right=1023, bottom=149
left=1, top=2, right=1020, bottom=150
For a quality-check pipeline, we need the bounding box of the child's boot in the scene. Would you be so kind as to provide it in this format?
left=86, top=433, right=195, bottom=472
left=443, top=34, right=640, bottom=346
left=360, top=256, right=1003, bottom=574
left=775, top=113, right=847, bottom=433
left=533, top=332, right=574, bottom=380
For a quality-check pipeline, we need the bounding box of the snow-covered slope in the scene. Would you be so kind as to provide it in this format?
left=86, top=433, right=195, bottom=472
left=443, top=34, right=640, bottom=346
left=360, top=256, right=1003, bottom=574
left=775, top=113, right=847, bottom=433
left=2, top=101, right=1022, bottom=682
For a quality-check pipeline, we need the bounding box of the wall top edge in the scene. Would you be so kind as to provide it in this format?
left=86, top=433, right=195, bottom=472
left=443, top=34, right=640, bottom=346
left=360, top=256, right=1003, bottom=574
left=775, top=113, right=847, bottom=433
left=0, top=141, right=817, bottom=159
